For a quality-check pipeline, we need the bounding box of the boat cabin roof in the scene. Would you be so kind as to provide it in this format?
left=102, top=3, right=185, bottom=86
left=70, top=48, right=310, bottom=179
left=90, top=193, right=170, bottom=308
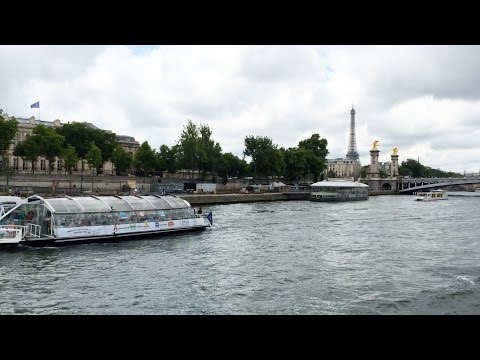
left=26, top=194, right=191, bottom=214
left=0, top=196, right=23, bottom=204
left=310, top=180, right=368, bottom=188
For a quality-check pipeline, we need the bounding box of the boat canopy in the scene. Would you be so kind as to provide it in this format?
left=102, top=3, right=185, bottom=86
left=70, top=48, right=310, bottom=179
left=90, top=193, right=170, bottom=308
left=310, top=180, right=368, bottom=188
left=27, top=195, right=191, bottom=214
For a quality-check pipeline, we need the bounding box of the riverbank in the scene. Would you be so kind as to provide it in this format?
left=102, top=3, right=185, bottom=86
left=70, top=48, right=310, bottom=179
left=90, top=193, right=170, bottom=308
left=178, top=192, right=310, bottom=205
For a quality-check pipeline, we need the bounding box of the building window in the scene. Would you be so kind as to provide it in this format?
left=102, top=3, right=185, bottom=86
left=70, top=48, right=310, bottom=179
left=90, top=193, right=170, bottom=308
left=57, top=160, right=63, bottom=171
left=22, top=159, right=27, bottom=170
left=40, top=159, right=46, bottom=171
left=13, top=158, right=19, bottom=170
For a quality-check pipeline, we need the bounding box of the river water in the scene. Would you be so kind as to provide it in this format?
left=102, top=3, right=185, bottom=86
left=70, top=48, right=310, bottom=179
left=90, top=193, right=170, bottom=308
left=1, top=193, right=479, bottom=314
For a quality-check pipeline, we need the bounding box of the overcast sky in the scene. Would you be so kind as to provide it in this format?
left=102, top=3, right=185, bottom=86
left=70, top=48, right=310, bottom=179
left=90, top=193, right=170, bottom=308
left=1, top=45, right=479, bottom=174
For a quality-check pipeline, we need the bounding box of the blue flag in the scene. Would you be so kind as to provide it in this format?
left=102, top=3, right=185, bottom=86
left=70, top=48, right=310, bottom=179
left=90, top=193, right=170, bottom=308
left=31, top=101, right=40, bottom=108
left=207, top=211, right=213, bottom=225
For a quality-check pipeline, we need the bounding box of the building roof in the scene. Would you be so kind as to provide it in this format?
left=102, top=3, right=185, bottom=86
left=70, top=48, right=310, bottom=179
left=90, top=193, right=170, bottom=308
left=9, top=116, right=137, bottom=144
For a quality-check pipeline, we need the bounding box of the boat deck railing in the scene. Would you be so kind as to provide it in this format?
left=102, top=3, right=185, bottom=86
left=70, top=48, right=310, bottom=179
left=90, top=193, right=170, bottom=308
left=0, top=224, right=26, bottom=244
left=26, top=223, right=42, bottom=238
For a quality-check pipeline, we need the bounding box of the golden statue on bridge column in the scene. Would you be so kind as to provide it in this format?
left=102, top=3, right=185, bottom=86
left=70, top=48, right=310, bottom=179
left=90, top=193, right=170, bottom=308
left=392, top=147, right=398, bottom=155
left=372, top=140, right=379, bottom=150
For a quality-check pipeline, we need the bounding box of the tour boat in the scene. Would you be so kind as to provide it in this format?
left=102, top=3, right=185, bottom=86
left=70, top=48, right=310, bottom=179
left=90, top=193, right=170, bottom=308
left=0, top=194, right=212, bottom=247
left=310, top=180, right=369, bottom=202
left=412, top=189, right=448, bottom=201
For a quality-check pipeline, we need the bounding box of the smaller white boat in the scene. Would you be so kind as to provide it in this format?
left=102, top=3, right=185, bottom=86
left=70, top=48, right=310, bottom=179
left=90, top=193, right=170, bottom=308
left=413, top=189, right=448, bottom=201
left=0, top=196, right=24, bottom=217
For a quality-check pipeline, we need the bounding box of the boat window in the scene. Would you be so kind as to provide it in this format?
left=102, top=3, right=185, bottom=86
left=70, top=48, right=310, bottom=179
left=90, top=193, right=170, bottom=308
left=101, top=197, right=135, bottom=211
left=121, top=196, right=156, bottom=211
left=73, top=197, right=113, bottom=212
left=46, top=198, right=83, bottom=213
left=144, top=196, right=172, bottom=209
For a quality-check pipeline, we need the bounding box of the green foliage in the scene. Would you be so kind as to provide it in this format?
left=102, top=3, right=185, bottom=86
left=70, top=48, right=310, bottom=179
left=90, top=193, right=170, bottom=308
left=298, top=134, right=329, bottom=183
left=0, top=111, right=18, bottom=171
left=360, top=165, right=368, bottom=179
left=398, top=158, right=462, bottom=178
left=63, top=145, right=79, bottom=175
left=197, top=123, right=222, bottom=180
left=32, top=125, right=65, bottom=174
left=178, top=120, right=198, bottom=179
left=176, top=120, right=222, bottom=180
left=56, top=122, right=117, bottom=174
left=13, top=134, right=41, bottom=173
left=282, top=147, right=309, bottom=182
left=56, top=122, right=94, bottom=159
left=157, top=144, right=179, bottom=173
left=134, top=141, right=156, bottom=175
left=243, top=135, right=280, bottom=180
left=92, top=129, right=117, bottom=164
left=216, top=152, right=247, bottom=184
left=112, top=145, right=132, bottom=176
left=85, top=142, right=103, bottom=175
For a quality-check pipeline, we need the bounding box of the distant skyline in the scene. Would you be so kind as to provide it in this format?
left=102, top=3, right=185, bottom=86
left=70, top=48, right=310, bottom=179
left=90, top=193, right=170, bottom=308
left=1, top=45, right=479, bottom=173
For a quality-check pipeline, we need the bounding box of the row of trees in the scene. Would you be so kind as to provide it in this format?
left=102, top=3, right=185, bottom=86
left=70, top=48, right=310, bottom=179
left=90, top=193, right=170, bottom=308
left=1, top=109, right=330, bottom=183
left=398, top=159, right=461, bottom=178
left=119, top=120, right=330, bottom=184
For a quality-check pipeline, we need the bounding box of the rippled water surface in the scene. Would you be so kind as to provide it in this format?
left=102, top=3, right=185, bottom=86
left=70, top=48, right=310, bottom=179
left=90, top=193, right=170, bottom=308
left=1, top=194, right=480, bottom=314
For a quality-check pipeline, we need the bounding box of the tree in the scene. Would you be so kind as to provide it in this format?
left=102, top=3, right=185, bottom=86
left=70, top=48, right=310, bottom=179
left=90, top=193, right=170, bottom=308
left=56, top=122, right=95, bottom=176
left=157, top=144, right=179, bottom=174
left=178, top=120, right=199, bottom=179
left=134, top=141, right=156, bottom=176
left=298, top=134, right=329, bottom=182
left=0, top=110, right=18, bottom=172
left=216, top=152, right=247, bottom=184
left=32, top=125, right=65, bottom=174
left=197, top=123, right=222, bottom=180
left=13, top=134, right=40, bottom=174
left=56, top=122, right=94, bottom=159
left=111, top=145, right=133, bottom=176
left=360, top=165, right=368, bottom=179
left=12, top=141, right=27, bottom=172
left=282, top=147, right=309, bottom=183
left=272, top=148, right=285, bottom=179
left=63, top=145, right=79, bottom=175
left=91, top=129, right=117, bottom=174
left=244, top=135, right=279, bottom=181
left=85, top=142, right=102, bottom=175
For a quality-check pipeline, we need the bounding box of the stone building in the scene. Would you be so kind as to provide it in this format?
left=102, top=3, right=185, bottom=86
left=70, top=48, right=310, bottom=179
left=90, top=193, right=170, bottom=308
left=0, top=114, right=139, bottom=175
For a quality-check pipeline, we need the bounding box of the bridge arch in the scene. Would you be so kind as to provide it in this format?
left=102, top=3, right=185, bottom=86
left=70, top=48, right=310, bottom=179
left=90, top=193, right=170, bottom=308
left=382, top=183, right=392, bottom=191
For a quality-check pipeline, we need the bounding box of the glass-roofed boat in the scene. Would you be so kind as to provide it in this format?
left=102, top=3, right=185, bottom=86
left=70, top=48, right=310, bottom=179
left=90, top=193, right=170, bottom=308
left=0, top=194, right=212, bottom=247
left=309, top=180, right=369, bottom=202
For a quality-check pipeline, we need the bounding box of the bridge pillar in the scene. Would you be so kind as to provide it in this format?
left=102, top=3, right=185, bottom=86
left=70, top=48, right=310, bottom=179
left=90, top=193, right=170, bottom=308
left=390, top=154, right=399, bottom=178
left=368, top=149, right=380, bottom=179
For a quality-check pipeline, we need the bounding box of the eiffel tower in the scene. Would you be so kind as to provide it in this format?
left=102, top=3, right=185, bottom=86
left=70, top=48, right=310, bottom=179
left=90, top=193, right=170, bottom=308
left=345, top=106, right=359, bottom=161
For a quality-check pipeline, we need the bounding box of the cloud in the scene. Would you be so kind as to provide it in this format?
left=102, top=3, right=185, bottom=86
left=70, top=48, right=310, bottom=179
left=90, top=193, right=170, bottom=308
left=1, top=45, right=480, bottom=173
